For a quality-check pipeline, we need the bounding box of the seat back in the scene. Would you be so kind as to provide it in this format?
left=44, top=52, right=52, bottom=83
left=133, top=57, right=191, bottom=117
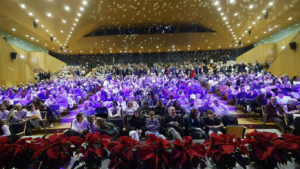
left=10, top=122, right=26, bottom=136
left=294, top=117, right=300, bottom=136
left=49, top=104, right=60, bottom=111
left=40, top=111, right=47, bottom=120
left=183, top=117, right=189, bottom=129
left=222, top=114, right=238, bottom=127
left=108, top=118, right=124, bottom=133
left=225, top=125, right=246, bottom=139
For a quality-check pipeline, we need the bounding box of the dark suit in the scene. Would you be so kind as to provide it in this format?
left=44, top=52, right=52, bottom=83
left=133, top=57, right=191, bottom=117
left=264, top=103, right=289, bottom=131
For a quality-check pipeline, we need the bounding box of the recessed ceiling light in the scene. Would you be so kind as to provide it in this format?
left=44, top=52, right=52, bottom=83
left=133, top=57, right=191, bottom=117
left=29, top=12, right=33, bottom=16
left=83, top=1, right=87, bottom=5
left=288, top=18, right=292, bottom=20
left=101, top=51, right=102, bottom=53
left=62, top=20, right=66, bottom=23
left=275, top=25, right=278, bottom=27
left=54, top=37, right=56, bottom=39
left=208, top=47, right=210, bottom=49
left=264, top=32, right=267, bottom=33
left=237, top=24, right=240, bottom=26
left=242, top=34, right=244, bottom=36
left=73, top=23, right=77, bottom=26
left=45, top=44, right=47, bottom=46
left=172, top=45, right=175, bottom=48
left=198, top=48, right=200, bottom=49
left=225, top=22, right=228, bottom=24
left=248, top=41, right=250, bottom=42
left=35, top=19, right=39, bottom=22
left=269, top=28, right=272, bottom=31
left=255, top=36, right=258, bottom=38
left=26, top=35, right=29, bottom=37
left=218, top=7, right=221, bottom=11
left=262, top=10, right=266, bottom=13
left=249, top=5, right=253, bottom=9
left=57, top=41, right=59, bottom=43
left=257, top=16, right=261, bottom=19
left=75, top=18, right=78, bottom=22
left=227, top=25, right=230, bottom=28
left=223, top=17, right=227, bottom=20
left=21, top=4, right=26, bottom=8
left=269, top=2, right=273, bottom=6
left=229, top=29, right=232, bottom=31
left=68, top=35, right=71, bottom=37
left=12, top=28, right=16, bottom=31
left=249, top=26, right=251, bottom=29
left=80, top=7, right=84, bottom=11
left=71, top=27, right=74, bottom=30
left=70, top=32, right=72, bottom=34
left=77, top=13, right=81, bottom=17
left=31, top=37, right=34, bottom=40
left=65, top=6, right=70, bottom=11
left=80, top=51, right=82, bottom=52
left=141, top=47, right=143, bottom=48
left=46, top=30, right=49, bottom=32
left=50, top=34, right=52, bottom=36
left=219, top=46, right=221, bottom=48
left=61, top=30, right=63, bottom=33
left=47, top=13, right=51, bottom=17
left=281, top=46, right=285, bottom=49
left=214, top=1, right=219, bottom=5
left=221, top=13, right=224, bottom=16
left=234, top=13, right=238, bottom=16
left=41, top=25, right=44, bottom=27
left=252, top=22, right=256, bottom=24
left=230, top=0, right=235, bottom=3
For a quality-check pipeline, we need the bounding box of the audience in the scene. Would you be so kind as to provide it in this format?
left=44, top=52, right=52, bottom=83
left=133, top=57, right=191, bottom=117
left=9, top=103, right=27, bottom=122
left=145, top=111, right=166, bottom=139
left=210, top=99, right=230, bottom=117
left=188, top=108, right=206, bottom=139
left=96, top=117, right=119, bottom=138
left=203, top=110, right=224, bottom=136
left=22, top=104, right=41, bottom=135
left=0, top=119, right=18, bottom=142
left=108, top=101, right=121, bottom=118
left=65, top=112, right=88, bottom=137
left=164, top=107, right=184, bottom=141
left=128, top=110, right=145, bottom=141
left=0, top=104, right=9, bottom=121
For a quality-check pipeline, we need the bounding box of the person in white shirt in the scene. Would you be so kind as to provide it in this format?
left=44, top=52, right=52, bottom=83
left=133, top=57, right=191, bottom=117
left=8, top=103, right=27, bottom=122
left=0, top=119, right=18, bottom=142
left=65, top=112, right=88, bottom=137
left=276, top=91, right=291, bottom=106
left=108, top=101, right=121, bottom=118
left=22, top=104, right=41, bottom=135
left=210, top=99, right=230, bottom=117
left=45, top=95, right=56, bottom=106
left=283, top=99, right=300, bottom=115
left=0, top=104, right=9, bottom=121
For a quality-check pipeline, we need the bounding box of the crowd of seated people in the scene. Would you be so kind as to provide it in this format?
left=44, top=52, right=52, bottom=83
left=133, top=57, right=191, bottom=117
left=1, top=60, right=300, bottom=141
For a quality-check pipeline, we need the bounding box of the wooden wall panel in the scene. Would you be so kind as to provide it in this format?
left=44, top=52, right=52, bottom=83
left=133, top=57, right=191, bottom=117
left=29, top=52, right=66, bottom=73
left=0, top=35, right=35, bottom=88
left=274, top=33, right=297, bottom=57
left=236, top=43, right=275, bottom=64
left=268, top=32, right=300, bottom=77
left=10, top=44, right=39, bottom=69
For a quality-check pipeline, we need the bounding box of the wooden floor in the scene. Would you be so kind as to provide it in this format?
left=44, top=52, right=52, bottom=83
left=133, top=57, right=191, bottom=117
left=31, top=90, right=281, bottom=137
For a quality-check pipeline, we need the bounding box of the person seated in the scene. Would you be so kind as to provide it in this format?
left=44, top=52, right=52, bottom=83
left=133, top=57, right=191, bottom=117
left=8, top=103, right=27, bottom=122
left=0, top=119, right=18, bottom=142
left=173, top=100, right=185, bottom=116
left=40, top=105, right=55, bottom=128
left=45, top=94, right=57, bottom=106
left=154, top=101, right=167, bottom=117
left=198, top=102, right=212, bottom=117
left=194, top=94, right=203, bottom=107
left=210, top=99, right=230, bottom=117
left=0, top=104, right=9, bottom=121
left=117, top=96, right=127, bottom=111
left=164, top=106, right=184, bottom=141
left=32, top=97, right=44, bottom=110
left=81, top=102, right=95, bottom=117
left=128, top=96, right=140, bottom=109
left=94, top=101, right=108, bottom=119
left=246, top=88, right=258, bottom=99
left=37, top=90, right=48, bottom=100
left=264, top=97, right=289, bottom=132
left=153, top=94, right=162, bottom=106
left=96, top=117, right=119, bottom=139
left=128, top=110, right=146, bottom=141
left=283, top=99, right=299, bottom=124
left=123, top=101, right=136, bottom=117
left=139, top=101, right=153, bottom=116
left=276, top=91, right=291, bottom=106
left=19, top=94, right=32, bottom=106
left=55, top=93, right=69, bottom=113
left=188, top=108, right=206, bottom=139
left=87, top=115, right=99, bottom=133
left=290, top=87, right=300, bottom=101
left=108, top=101, right=121, bottom=119
left=142, top=94, right=153, bottom=107
left=203, top=110, right=225, bottom=136
left=250, top=94, right=267, bottom=115
left=22, top=104, right=42, bottom=136
left=184, top=97, right=198, bottom=116
left=65, top=112, right=88, bottom=137
left=178, top=94, right=188, bottom=107
left=145, top=111, right=166, bottom=139
left=3, top=100, right=13, bottom=111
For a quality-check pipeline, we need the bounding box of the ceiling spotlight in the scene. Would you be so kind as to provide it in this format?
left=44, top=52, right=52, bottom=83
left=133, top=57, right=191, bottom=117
left=248, top=41, right=250, bottom=42
left=275, top=25, right=278, bottom=27
left=20, top=55, right=24, bottom=58
left=234, top=13, right=238, bottom=16
left=73, top=23, right=76, bottom=26
left=262, top=10, right=266, bottom=13
left=71, top=27, right=74, bottom=30
left=221, top=13, right=224, bottom=16
left=218, top=7, right=221, bottom=11
left=223, top=17, right=227, bottom=20
left=281, top=46, right=285, bottom=49
left=82, top=1, right=87, bottom=5
left=242, top=34, right=244, bottom=36
left=227, top=25, right=230, bottom=28
left=77, top=13, right=81, bottom=17
left=45, top=44, right=47, bottom=46
left=36, top=40, right=39, bottom=42
left=35, top=19, right=39, bottom=22
left=46, top=30, right=49, bottom=32
left=172, top=45, right=175, bottom=48
left=80, top=7, right=84, bottom=11
left=249, top=26, right=251, bottom=29
left=229, top=29, right=232, bottom=31
left=264, top=32, right=267, bottom=33
left=68, top=35, right=71, bottom=37
left=237, top=24, right=240, bottom=26
left=269, top=2, right=273, bottom=6
left=62, top=20, right=66, bottom=23
left=47, top=13, right=52, bottom=17
left=29, top=12, right=33, bottom=16
left=230, top=0, right=235, bottom=3
left=21, top=4, right=26, bottom=8
left=65, top=6, right=70, bottom=11
left=257, top=16, right=261, bottom=19
left=41, top=25, right=44, bottom=27
left=252, top=22, right=256, bottom=24
left=141, top=47, right=143, bottom=48
left=61, top=30, right=63, bottom=33
left=50, top=34, right=52, bottom=36
left=269, top=28, right=272, bottom=31
left=26, top=35, right=29, bottom=37
left=75, top=18, right=78, bottom=22
left=288, top=18, right=292, bottom=20
left=249, top=5, right=253, bottom=9
left=53, top=37, right=56, bottom=39
left=255, top=36, right=258, bottom=38
left=12, top=28, right=16, bottom=31
left=214, top=1, right=219, bottom=5
left=31, top=37, right=34, bottom=40
left=225, top=22, right=228, bottom=24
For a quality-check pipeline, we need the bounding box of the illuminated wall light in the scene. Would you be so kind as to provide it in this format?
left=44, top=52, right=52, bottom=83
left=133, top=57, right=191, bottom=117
left=21, top=4, right=26, bottom=8
left=249, top=5, right=253, bottom=9
left=29, top=12, right=33, bottom=16
left=47, top=13, right=52, bottom=17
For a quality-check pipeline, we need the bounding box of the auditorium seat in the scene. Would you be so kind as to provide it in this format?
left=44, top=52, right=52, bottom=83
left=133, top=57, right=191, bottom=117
left=10, top=122, right=26, bottom=138
left=108, top=118, right=124, bottom=135
left=49, top=104, right=61, bottom=121
left=262, top=106, right=268, bottom=129
left=40, top=111, right=48, bottom=135
left=224, top=125, right=247, bottom=139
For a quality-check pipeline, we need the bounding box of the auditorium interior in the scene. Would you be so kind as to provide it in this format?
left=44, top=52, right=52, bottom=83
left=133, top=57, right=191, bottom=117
left=1, top=0, right=300, bottom=168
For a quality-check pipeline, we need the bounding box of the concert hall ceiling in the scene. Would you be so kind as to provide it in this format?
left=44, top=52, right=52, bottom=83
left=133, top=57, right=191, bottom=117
left=0, top=0, right=299, bottom=54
